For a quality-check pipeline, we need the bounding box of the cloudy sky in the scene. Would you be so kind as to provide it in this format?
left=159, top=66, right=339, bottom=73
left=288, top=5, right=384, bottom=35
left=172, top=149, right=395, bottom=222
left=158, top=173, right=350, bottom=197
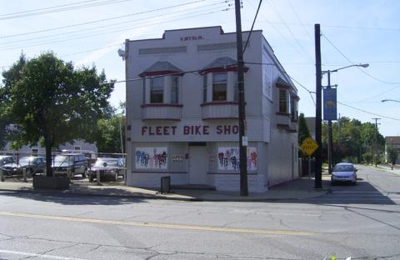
left=1, top=0, right=399, bottom=137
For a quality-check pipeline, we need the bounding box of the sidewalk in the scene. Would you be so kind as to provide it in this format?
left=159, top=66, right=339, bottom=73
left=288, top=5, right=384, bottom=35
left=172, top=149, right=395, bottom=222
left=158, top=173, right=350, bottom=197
left=0, top=174, right=332, bottom=202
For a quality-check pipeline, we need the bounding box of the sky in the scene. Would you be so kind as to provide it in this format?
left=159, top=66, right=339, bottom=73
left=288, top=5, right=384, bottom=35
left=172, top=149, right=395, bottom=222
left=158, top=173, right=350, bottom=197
left=1, top=0, right=399, bottom=137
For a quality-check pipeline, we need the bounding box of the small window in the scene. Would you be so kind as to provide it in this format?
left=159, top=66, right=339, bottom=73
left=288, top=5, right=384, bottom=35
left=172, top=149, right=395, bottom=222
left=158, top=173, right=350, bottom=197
left=150, top=77, right=164, bottom=103
left=213, top=73, right=227, bottom=101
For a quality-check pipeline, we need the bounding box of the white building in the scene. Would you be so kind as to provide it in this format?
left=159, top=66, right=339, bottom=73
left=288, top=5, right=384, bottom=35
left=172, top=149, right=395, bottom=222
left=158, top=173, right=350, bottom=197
left=124, top=26, right=299, bottom=193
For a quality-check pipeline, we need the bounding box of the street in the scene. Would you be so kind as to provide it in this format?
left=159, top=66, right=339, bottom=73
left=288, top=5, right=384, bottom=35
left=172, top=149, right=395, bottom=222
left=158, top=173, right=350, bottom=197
left=0, top=165, right=399, bottom=260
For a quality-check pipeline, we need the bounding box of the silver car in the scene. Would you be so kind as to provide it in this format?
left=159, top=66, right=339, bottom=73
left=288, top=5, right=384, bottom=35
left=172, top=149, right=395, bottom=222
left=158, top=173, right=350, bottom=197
left=331, top=162, right=358, bottom=186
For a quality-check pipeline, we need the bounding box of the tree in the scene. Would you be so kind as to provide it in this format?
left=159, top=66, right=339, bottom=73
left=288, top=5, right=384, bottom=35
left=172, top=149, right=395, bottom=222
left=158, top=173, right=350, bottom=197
left=94, top=102, right=125, bottom=154
left=387, top=146, right=398, bottom=169
left=0, top=52, right=114, bottom=176
left=298, top=113, right=311, bottom=157
left=319, top=116, right=385, bottom=164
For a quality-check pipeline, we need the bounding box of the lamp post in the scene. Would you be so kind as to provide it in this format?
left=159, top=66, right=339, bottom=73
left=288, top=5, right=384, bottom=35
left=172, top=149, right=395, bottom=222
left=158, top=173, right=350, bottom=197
left=323, top=63, right=369, bottom=174
left=382, top=99, right=400, bottom=103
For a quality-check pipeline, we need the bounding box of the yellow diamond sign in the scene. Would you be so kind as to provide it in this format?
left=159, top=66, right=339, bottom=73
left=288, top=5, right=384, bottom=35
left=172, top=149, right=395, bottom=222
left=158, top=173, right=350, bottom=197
left=300, top=137, right=318, bottom=156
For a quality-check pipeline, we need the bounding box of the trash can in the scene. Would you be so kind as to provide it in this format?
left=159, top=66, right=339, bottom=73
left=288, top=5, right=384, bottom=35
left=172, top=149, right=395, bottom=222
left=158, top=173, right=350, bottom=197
left=160, top=176, right=170, bottom=194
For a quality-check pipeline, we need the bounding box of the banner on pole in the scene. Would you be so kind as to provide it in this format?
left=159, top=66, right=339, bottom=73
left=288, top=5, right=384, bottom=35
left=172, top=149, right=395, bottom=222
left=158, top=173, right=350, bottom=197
left=323, top=88, right=337, bottom=120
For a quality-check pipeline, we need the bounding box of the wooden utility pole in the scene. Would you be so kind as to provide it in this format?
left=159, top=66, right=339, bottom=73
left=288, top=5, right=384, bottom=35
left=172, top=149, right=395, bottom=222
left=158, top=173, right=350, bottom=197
left=235, top=0, right=248, bottom=196
left=314, top=24, right=322, bottom=189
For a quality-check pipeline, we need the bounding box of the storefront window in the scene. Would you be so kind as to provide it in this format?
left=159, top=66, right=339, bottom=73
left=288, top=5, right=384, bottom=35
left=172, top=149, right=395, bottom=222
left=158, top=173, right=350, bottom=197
left=135, top=147, right=168, bottom=169
left=217, top=147, right=258, bottom=171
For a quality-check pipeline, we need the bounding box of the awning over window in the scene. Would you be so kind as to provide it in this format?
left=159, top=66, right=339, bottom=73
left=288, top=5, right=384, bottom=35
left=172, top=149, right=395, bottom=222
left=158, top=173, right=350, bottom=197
left=200, top=57, right=249, bottom=75
left=139, top=61, right=184, bottom=77
left=275, top=77, right=291, bottom=90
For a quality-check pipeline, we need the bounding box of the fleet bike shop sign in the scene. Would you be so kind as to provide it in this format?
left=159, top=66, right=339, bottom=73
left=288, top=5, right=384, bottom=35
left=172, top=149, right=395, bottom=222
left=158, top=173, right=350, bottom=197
left=141, top=124, right=240, bottom=137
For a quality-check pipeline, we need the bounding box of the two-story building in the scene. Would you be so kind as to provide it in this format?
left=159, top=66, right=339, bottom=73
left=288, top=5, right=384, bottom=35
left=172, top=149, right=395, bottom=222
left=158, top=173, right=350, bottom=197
left=124, top=26, right=299, bottom=193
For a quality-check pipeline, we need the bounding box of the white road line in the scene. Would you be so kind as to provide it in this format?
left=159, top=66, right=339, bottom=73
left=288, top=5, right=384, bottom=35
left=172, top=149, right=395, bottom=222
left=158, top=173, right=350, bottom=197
left=0, top=249, right=86, bottom=260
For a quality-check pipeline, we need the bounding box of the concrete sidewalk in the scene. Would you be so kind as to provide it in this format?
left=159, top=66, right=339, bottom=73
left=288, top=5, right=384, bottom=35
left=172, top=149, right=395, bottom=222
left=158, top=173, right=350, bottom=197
left=0, top=174, right=332, bottom=202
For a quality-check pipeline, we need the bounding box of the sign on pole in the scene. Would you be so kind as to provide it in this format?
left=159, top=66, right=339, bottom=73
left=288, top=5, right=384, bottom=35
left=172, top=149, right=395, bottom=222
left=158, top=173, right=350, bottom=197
left=323, top=88, right=337, bottom=120
left=300, top=137, right=319, bottom=156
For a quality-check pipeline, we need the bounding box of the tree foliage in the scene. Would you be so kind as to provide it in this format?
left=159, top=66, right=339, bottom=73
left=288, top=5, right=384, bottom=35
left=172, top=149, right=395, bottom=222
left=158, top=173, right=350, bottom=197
left=320, top=116, right=385, bottom=164
left=95, top=103, right=126, bottom=154
left=387, top=146, right=398, bottom=166
left=298, top=113, right=311, bottom=157
left=0, top=52, right=114, bottom=176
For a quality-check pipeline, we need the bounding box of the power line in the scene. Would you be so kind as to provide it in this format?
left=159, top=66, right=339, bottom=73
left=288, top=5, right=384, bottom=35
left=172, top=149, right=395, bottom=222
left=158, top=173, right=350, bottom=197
left=338, top=101, right=400, bottom=121
left=0, top=3, right=230, bottom=52
left=0, top=0, right=134, bottom=20
left=243, top=0, right=262, bottom=54
left=266, top=0, right=314, bottom=62
left=322, top=32, right=400, bottom=85
left=1, top=0, right=210, bottom=39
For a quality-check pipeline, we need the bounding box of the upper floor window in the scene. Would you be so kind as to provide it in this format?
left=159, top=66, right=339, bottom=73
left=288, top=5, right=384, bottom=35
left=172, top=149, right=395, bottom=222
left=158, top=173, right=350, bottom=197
left=200, top=57, right=248, bottom=103
left=171, top=76, right=179, bottom=104
left=213, top=73, right=227, bottom=101
left=150, top=77, right=164, bottom=103
left=290, top=94, right=299, bottom=121
left=279, top=89, right=288, bottom=113
left=203, top=75, right=207, bottom=103
left=139, top=61, right=183, bottom=105
left=276, top=77, right=293, bottom=114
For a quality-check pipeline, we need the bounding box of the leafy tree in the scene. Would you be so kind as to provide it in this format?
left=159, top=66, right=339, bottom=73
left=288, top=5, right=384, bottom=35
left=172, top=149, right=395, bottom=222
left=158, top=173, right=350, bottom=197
left=298, top=113, right=311, bottom=158
left=95, top=102, right=125, bottom=154
left=0, top=52, right=114, bottom=176
left=318, top=116, right=385, bottom=164
left=387, top=146, right=398, bottom=169
left=298, top=113, right=311, bottom=143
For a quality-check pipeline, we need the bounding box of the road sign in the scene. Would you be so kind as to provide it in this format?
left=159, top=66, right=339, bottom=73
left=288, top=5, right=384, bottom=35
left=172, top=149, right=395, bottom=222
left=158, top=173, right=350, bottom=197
left=300, top=137, right=318, bottom=156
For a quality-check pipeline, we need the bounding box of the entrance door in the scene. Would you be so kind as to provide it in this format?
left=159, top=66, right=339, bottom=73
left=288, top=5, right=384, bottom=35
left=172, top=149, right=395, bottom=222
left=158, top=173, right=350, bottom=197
left=189, top=146, right=208, bottom=184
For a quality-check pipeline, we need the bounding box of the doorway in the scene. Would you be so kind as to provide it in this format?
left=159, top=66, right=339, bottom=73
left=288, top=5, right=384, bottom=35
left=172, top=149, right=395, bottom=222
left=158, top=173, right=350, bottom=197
left=188, top=146, right=208, bottom=184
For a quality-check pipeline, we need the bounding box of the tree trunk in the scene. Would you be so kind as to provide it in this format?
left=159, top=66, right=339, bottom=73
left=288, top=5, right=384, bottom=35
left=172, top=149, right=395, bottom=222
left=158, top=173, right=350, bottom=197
left=44, top=139, right=53, bottom=177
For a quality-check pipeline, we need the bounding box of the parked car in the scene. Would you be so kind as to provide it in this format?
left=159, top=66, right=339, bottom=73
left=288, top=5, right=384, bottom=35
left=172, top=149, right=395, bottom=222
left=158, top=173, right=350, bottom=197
left=331, top=162, right=358, bottom=186
left=0, top=155, right=18, bottom=176
left=17, top=156, right=46, bottom=177
left=88, top=157, right=124, bottom=182
left=52, top=153, right=89, bottom=178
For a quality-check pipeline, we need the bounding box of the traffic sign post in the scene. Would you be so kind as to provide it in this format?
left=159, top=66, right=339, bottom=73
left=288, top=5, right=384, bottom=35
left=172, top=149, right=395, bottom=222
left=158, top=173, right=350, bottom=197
left=300, top=137, right=319, bottom=179
left=301, top=137, right=318, bottom=157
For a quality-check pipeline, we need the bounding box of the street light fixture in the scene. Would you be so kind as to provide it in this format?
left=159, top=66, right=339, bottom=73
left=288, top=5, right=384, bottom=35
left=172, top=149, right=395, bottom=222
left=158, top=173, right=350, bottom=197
left=382, top=99, right=400, bottom=103
left=323, top=63, right=369, bottom=174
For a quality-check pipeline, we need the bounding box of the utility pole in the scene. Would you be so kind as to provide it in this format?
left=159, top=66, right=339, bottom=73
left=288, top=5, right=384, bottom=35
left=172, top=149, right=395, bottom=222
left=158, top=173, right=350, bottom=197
left=314, top=24, right=322, bottom=189
left=235, top=0, right=248, bottom=196
left=372, top=118, right=380, bottom=167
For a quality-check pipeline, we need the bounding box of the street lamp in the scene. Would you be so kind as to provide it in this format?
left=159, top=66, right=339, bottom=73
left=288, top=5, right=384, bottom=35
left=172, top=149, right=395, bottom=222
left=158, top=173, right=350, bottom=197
left=382, top=99, right=400, bottom=103
left=323, top=63, right=369, bottom=174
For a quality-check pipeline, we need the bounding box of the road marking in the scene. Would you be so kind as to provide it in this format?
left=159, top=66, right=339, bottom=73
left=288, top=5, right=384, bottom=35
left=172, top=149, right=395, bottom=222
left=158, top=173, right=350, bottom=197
left=0, top=211, right=313, bottom=236
left=0, top=249, right=86, bottom=260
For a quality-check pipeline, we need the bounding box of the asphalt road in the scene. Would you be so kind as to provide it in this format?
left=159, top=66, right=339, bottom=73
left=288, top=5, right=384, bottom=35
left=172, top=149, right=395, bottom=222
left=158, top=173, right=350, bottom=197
left=0, top=165, right=399, bottom=260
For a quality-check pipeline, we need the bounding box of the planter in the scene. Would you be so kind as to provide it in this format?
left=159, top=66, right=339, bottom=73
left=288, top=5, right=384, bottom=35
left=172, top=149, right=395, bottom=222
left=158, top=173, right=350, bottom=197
left=33, top=176, right=70, bottom=190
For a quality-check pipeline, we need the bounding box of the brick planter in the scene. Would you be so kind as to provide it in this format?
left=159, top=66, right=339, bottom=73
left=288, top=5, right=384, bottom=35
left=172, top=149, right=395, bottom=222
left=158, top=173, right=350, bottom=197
left=33, top=176, right=70, bottom=190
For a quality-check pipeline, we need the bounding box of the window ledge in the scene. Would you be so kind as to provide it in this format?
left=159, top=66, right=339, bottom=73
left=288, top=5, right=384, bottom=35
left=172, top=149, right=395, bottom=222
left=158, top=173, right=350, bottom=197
left=141, top=103, right=183, bottom=121
left=201, top=102, right=238, bottom=120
